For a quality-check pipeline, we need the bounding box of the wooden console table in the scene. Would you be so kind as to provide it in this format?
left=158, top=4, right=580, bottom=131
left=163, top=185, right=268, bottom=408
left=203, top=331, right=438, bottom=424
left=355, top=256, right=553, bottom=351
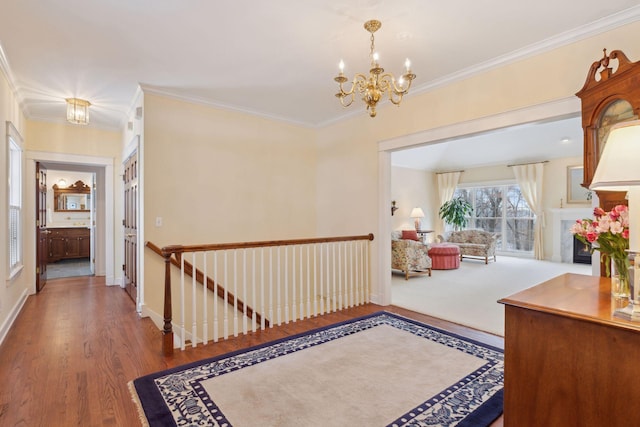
left=499, top=273, right=639, bottom=427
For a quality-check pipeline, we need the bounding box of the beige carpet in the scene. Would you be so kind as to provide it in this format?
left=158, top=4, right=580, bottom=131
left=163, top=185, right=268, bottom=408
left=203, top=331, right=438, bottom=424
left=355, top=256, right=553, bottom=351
left=392, top=256, right=591, bottom=336
left=204, top=324, right=485, bottom=426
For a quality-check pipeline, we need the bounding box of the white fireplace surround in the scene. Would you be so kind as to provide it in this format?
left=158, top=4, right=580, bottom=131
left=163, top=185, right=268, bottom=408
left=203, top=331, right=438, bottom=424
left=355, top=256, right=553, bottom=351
left=549, top=208, right=596, bottom=269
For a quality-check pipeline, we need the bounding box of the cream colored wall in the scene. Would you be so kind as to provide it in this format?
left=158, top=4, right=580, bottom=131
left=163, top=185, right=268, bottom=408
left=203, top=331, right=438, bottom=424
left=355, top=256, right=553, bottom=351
left=390, top=167, right=437, bottom=240
left=0, top=66, right=28, bottom=344
left=317, top=21, right=640, bottom=303
left=26, top=121, right=122, bottom=157
left=141, top=93, right=318, bottom=319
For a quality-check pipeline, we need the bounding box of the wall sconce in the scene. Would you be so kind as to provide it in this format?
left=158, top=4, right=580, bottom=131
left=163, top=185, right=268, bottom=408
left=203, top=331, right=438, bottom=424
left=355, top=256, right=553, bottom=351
left=57, top=179, right=67, bottom=187
left=391, top=200, right=398, bottom=216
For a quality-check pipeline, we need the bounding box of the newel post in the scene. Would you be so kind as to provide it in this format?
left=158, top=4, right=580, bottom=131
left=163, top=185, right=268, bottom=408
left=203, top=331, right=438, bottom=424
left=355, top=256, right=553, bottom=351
left=162, top=253, right=174, bottom=356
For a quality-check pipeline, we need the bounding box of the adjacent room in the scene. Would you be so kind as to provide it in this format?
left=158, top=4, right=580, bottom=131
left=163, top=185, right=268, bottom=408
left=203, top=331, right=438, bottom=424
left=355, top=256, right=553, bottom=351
left=389, top=116, right=594, bottom=335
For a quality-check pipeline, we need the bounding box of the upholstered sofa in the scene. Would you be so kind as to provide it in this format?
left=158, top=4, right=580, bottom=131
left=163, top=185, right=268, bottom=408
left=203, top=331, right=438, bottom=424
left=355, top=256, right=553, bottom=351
left=437, top=229, right=499, bottom=264
left=391, top=231, right=432, bottom=280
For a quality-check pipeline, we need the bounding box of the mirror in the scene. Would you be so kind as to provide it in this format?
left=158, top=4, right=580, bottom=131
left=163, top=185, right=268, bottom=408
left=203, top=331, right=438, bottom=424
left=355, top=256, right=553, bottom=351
left=53, top=180, right=91, bottom=212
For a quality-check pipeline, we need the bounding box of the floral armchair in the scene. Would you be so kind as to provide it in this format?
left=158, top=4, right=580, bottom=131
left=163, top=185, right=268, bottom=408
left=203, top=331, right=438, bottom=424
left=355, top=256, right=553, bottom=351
left=391, top=231, right=432, bottom=280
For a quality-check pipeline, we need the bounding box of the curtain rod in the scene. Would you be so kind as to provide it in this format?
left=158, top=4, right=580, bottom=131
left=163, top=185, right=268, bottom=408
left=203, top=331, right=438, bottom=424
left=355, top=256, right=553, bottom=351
left=435, top=170, right=465, bottom=175
left=506, top=160, right=549, bottom=167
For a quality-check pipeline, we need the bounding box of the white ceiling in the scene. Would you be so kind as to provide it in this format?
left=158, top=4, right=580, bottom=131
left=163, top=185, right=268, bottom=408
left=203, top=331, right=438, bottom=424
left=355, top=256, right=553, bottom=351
left=391, top=116, right=584, bottom=171
left=1, top=1, right=640, bottom=131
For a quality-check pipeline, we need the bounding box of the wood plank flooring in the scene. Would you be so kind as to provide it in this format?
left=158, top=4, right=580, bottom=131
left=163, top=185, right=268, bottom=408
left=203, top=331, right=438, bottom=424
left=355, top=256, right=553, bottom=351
left=0, top=275, right=504, bottom=426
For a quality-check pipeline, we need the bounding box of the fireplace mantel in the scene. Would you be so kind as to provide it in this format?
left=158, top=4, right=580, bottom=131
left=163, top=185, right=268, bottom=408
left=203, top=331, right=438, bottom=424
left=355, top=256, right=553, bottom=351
left=549, top=208, right=593, bottom=264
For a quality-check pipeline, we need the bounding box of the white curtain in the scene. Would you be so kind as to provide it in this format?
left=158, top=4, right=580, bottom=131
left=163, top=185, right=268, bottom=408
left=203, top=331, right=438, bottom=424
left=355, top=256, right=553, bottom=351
left=513, top=163, right=545, bottom=260
left=436, top=171, right=461, bottom=236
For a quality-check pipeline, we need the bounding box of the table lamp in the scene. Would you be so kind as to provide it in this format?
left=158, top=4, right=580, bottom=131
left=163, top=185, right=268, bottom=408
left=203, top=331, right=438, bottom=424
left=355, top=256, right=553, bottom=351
left=589, top=119, right=640, bottom=320
left=410, top=207, right=425, bottom=231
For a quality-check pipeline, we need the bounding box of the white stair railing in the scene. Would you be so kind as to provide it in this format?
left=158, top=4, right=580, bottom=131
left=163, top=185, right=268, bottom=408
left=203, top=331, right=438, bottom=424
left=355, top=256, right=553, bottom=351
left=154, top=234, right=374, bottom=355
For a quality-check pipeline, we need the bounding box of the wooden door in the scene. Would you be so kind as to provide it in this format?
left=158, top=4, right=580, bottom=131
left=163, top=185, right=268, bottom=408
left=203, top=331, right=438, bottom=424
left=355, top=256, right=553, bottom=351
left=35, top=162, right=48, bottom=291
left=123, top=151, right=138, bottom=302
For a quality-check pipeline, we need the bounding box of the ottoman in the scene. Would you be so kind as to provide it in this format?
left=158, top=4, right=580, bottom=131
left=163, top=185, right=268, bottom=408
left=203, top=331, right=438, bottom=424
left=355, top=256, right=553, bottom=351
left=428, top=244, right=461, bottom=270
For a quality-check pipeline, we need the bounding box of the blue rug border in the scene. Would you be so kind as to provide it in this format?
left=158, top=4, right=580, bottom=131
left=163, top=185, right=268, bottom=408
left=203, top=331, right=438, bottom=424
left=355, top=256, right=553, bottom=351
left=131, top=311, right=503, bottom=426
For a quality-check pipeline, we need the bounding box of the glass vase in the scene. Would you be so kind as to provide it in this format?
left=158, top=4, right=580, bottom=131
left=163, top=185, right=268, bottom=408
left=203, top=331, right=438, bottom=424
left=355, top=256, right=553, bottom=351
left=612, top=257, right=631, bottom=298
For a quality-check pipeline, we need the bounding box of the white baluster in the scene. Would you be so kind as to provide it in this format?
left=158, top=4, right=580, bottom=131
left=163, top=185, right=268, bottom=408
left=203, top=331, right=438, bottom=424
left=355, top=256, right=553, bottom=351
left=260, top=248, right=265, bottom=330
left=223, top=251, right=228, bottom=340
left=203, top=251, right=208, bottom=345
left=312, top=244, right=317, bottom=317
left=269, top=247, right=275, bottom=328
left=252, top=248, right=257, bottom=332
left=242, top=249, right=247, bottom=335
left=192, top=252, right=197, bottom=348
left=303, top=245, right=308, bottom=319
left=180, top=255, right=185, bottom=351
left=233, top=250, right=238, bottom=337
left=284, top=246, right=289, bottom=324
left=319, top=243, right=324, bottom=315
left=213, top=251, right=219, bottom=342
left=291, top=245, right=296, bottom=322
left=277, top=247, right=282, bottom=326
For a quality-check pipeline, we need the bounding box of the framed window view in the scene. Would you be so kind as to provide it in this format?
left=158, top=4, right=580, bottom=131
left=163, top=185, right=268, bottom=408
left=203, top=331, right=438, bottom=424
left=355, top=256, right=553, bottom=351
left=567, top=166, right=591, bottom=204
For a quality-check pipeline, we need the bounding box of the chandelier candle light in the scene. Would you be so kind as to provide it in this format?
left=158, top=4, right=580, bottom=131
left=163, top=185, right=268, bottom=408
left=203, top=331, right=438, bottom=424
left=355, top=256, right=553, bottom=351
left=334, top=20, right=416, bottom=118
left=589, top=120, right=640, bottom=320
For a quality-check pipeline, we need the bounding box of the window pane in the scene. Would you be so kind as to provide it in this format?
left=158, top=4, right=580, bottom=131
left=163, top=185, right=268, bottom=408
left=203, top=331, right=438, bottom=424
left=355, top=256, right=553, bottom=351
left=7, top=126, right=23, bottom=275
left=456, top=183, right=534, bottom=255
left=506, top=218, right=535, bottom=251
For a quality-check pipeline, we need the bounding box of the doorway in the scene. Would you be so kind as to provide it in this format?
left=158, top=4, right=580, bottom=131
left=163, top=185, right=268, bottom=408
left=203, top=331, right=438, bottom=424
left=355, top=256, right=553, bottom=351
left=45, top=169, right=96, bottom=280
left=26, top=151, right=115, bottom=293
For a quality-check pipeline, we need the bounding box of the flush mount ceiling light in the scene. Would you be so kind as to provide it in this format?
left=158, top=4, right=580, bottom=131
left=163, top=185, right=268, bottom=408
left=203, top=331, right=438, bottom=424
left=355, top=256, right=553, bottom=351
left=334, top=19, right=416, bottom=118
left=65, top=98, right=91, bottom=125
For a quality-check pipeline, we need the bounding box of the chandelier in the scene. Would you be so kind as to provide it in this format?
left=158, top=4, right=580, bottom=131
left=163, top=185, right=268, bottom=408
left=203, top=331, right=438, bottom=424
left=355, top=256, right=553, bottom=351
left=334, top=20, right=416, bottom=118
left=65, top=98, right=91, bottom=125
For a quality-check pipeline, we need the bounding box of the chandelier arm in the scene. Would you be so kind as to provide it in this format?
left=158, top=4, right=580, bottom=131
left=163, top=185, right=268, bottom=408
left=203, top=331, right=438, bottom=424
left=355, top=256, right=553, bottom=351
left=333, top=19, right=415, bottom=117
left=338, top=93, right=355, bottom=107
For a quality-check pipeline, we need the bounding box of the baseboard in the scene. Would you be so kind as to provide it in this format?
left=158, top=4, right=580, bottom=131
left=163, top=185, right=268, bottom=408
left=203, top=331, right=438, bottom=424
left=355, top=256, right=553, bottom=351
left=140, top=304, right=162, bottom=328
left=0, top=288, right=29, bottom=347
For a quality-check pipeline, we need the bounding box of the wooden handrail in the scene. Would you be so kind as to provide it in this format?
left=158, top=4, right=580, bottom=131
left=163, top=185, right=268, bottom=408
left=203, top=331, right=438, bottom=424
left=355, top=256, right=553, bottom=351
left=160, top=233, right=375, bottom=257
left=146, top=241, right=269, bottom=330
left=153, top=234, right=375, bottom=356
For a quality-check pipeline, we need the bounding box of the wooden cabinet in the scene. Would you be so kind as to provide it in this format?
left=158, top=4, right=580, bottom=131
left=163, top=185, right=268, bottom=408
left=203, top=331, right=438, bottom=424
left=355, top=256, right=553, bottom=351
left=47, top=228, right=90, bottom=262
left=499, top=274, right=640, bottom=426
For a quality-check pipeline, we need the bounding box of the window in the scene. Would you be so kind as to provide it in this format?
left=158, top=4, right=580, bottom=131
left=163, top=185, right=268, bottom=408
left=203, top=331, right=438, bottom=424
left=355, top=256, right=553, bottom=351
left=453, top=184, right=535, bottom=254
left=7, top=122, right=23, bottom=278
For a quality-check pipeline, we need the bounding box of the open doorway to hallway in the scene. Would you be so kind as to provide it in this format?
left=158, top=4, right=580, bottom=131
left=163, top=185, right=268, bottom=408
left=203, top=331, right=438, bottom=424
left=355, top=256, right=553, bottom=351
left=45, top=168, right=96, bottom=280
left=27, top=151, right=115, bottom=293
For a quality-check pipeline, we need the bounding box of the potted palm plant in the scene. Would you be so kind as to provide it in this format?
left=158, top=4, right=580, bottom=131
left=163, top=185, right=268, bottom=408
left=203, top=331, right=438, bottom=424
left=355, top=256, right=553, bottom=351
left=439, top=197, right=473, bottom=231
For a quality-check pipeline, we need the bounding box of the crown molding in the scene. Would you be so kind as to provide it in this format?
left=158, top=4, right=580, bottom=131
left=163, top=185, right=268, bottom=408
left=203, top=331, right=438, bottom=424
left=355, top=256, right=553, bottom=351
left=139, top=84, right=316, bottom=129
left=0, top=42, right=28, bottom=114
left=410, top=5, right=640, bottom=97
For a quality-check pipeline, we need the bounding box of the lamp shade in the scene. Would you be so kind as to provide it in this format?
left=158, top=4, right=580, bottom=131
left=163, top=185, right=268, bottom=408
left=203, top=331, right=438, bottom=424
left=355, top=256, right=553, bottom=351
left=590, top=120, right=640, bottom=191
left=410, top=207, right=425, bottom=218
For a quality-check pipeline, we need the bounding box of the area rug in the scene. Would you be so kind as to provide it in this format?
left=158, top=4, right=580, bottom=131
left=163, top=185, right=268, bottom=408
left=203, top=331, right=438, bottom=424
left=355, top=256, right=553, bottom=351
left=129, top=312, right=503, bottom=426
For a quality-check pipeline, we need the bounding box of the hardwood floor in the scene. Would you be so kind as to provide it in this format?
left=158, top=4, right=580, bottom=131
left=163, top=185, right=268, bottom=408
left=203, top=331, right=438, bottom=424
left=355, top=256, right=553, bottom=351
left=0, top=276, right=504, bottom=426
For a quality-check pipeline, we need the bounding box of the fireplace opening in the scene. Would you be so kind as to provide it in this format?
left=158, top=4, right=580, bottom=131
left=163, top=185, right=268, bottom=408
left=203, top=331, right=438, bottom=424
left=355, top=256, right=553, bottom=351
left=573, top=236, right=592, bottom=264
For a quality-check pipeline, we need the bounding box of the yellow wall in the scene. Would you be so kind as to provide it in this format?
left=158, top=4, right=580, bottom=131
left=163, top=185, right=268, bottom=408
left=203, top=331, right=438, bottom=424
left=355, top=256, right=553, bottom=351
left=26, top=121, right=122, bottom=158
left=141, top=93, right=318, bottom=317
left=0, top=63, right=27, bottom=342
left=390, top=167, right=437, bottom=239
